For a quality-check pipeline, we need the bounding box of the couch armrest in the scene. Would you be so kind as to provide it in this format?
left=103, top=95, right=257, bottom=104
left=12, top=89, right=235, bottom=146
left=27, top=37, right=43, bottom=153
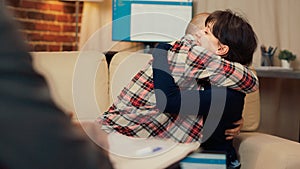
left=233, top=132, right=300, bottom=169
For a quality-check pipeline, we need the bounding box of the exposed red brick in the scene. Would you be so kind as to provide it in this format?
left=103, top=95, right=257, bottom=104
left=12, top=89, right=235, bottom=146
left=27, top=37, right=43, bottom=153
left=43, top=34, right=58, bottom=42
left=63, top=5, right=75, bottom=14
left=12, top=10, right=27, bottom=18
left=58, top=35, right=75, bottom=43
left=78, top=15, right=82, bottom=23
left=20, top=0, right=36, bottom=9
left=48, top=25, right=61, bottom=32
left=43, top=13, right=56, bottom=21
left=78, top=3, right=83, bottom=13
left=18, top=20, right=35, bottom=30
left=27, top=11, right=55, bottom=21
left=27, top=11, right=43, bottom=20
left=62, top=44, right=74, bottom=51
left=49, top=3, right=64, bottom=12
left=34, top=23, right=48, bottom=31
left=21, top=0, right=47, bottom=10
left=34, top=44, right=47, bottom=51
left=5, top=0, right=21, bottom=7
left=56, top=15, right=71, bottom=22
left=63, top=25, right=75, bottom=32
left=49, top=45, right=60, bottom=51
left=71, top=15, right=79, bottom=23
left=33, top=23, right=61, bottom=32
left=35, top=2, right=49, bottom=11
left=27, top=33, right=43, bottom=41
left=6, top=0, right=82, bottom=52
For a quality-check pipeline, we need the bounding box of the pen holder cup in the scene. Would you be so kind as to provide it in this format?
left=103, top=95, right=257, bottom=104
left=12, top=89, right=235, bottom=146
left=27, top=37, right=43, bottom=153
left=261, top=53, right=273, bottom=66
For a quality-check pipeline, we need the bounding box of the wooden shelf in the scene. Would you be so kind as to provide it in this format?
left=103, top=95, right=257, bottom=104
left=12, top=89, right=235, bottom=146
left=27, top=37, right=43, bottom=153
left=255, top=67, right=300, bottom=79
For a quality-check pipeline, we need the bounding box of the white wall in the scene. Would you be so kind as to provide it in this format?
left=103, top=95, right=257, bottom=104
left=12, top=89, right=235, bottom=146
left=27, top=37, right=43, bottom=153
left=194, top=0, right=300, bottom=70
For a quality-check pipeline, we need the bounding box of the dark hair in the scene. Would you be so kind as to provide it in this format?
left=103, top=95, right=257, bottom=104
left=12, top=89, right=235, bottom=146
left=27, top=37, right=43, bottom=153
left=205, top=9, right=257, bottom=65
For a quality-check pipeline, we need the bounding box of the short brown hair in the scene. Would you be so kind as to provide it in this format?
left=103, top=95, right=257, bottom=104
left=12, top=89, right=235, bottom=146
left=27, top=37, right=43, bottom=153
left=205, top=9, right=257, bottom=66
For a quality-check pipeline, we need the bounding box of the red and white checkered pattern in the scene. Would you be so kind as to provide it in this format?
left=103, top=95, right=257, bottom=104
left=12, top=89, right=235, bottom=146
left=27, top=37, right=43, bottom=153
left=100, top=35, right=258, bottom=143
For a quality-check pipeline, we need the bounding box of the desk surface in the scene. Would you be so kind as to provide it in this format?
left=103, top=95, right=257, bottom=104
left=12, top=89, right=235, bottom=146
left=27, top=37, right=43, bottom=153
left=255, top=66, right=300, bottom=79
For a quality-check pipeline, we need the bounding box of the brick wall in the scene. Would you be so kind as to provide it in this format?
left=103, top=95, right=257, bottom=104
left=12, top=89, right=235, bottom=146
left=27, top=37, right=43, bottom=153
left=5, top=0, right=83, bottom=51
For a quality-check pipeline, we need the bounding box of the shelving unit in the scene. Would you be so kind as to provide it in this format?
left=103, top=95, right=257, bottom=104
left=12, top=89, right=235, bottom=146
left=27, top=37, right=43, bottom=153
left=255, top=66, right=300, bottom=142
left=255, top=67, right=300, bottom=79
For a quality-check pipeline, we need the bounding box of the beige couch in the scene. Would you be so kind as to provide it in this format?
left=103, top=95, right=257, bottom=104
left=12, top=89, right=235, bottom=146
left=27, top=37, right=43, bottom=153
left=31, top=51, right=300, bottom=169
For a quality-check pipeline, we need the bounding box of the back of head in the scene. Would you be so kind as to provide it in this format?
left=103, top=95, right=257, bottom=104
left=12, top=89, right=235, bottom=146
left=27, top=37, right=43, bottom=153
left=206, top=9, right=257, bottom=66
left=185, top=12, right=210, bottom=36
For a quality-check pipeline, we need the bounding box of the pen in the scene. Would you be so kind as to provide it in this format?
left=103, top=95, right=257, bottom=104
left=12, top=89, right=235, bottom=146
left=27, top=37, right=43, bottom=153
left=135, top=147, right=162, bottom=156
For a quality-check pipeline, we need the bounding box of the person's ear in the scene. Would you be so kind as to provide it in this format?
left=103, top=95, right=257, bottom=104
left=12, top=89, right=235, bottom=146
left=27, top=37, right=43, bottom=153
left=216, top=44, right=229, bottom=56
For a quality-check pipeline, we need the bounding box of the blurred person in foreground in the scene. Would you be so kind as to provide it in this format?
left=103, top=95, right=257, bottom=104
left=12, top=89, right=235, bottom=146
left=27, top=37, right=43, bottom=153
left=0, top=7, right=113, bottom=169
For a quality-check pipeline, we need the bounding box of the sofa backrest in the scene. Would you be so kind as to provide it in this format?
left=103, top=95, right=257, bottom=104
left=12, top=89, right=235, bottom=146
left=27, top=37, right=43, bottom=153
left=31, top=51, right=109, bottom=120
left=108, top=51, right=261, bottom=131
left=30, top=50, right=260, bottom=129
left=241, top=74, right=261, bottom=131
left=108, top=51, right=153, bottom=104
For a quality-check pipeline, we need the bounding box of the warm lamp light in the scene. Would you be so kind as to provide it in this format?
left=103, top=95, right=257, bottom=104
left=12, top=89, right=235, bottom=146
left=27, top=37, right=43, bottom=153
left=61, top=0, right=103, bottom=50
left=62, top=0, right=103, bottom=1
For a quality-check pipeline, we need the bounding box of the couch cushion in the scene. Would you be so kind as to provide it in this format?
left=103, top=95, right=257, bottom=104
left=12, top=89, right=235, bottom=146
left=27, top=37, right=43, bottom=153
left=108, top=51, right=152, bottom=105
left=234, top=132, right=300, bottom=169
left=241, top=68, right=260, bottom=131
left=31, top=51, right=109, bottom=120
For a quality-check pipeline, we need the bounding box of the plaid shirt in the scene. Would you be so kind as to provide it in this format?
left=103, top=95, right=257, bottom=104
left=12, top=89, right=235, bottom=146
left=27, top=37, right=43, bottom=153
left=100, top=34, right=259, bottom=143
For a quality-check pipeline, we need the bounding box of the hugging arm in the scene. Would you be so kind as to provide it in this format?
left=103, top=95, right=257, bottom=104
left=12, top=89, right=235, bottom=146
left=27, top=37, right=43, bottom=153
left=153, top=43, right=211, bottom=116
left=170, top=35, right=259, bottom=93
left=152, top=43, right=243, bottom=138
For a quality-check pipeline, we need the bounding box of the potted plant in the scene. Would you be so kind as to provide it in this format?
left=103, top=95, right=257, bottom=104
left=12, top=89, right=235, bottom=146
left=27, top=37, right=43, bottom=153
left=278, top=49, right=296, bottom=69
